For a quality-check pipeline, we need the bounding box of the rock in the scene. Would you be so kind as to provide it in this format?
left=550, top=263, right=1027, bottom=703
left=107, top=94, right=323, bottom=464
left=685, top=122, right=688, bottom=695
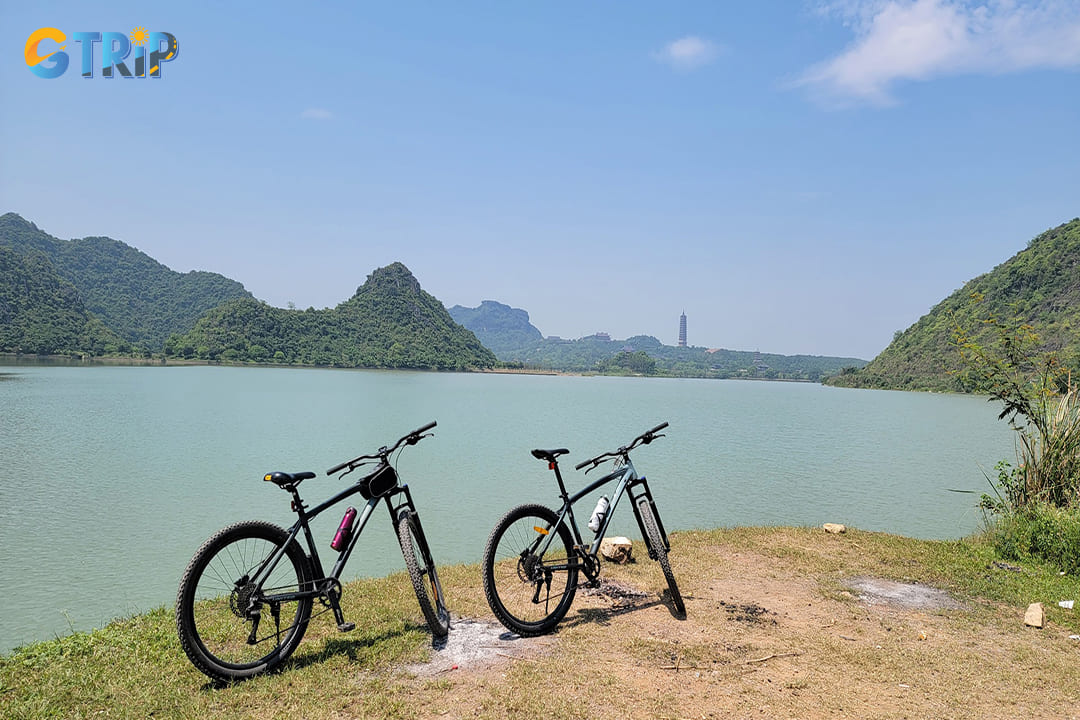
left=600, top=536, right=633, bottom=564
left=823, top=523, right=846, bottom=534
left=1024, top=602, right=1044, bottom=628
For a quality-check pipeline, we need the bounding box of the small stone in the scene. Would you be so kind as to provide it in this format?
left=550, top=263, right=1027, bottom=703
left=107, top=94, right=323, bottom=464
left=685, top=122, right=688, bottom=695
left=823, top=523, right=846, bottom=534
left=600, top=536, right=633, bottom=564
left=1024, top=602, right=1044, bottom=628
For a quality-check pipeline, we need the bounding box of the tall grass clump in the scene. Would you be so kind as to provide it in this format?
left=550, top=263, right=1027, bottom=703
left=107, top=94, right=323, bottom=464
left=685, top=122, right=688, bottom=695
left=956, top=297, right=1080, bottom=572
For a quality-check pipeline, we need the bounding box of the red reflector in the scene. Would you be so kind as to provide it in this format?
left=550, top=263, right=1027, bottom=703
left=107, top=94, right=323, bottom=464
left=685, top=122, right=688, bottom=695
left=549, top=462, right=555, bottom=470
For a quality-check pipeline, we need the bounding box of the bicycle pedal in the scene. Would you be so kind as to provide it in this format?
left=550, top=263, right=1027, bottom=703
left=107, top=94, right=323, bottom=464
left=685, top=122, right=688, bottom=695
left=337, top=622, right=355, bottom=632
left=584, top=578, right=601, bottom=589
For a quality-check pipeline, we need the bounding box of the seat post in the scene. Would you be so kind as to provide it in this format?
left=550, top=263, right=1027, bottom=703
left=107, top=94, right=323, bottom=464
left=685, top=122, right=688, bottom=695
left=550, top=460, right=571, bottom=502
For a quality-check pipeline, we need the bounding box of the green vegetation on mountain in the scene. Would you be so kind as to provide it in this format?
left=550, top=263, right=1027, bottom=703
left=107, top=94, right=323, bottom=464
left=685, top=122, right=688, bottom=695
left=827, top=218, right=1080, bottom=392
left=0, top=213, right=251, bottom=351
left=0, top=245, right=122, bottom=355
left=448, top=299, right=865, bottom=379
left=166, top=263, right=497, bottom=370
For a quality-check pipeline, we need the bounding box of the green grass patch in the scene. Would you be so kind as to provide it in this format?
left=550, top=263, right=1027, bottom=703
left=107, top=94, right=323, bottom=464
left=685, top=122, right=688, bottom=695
left=3, top=529, right=1080, bottom=719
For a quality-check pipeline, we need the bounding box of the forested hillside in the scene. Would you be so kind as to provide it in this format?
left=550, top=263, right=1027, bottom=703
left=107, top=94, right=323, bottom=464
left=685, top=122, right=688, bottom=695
left=0, top=245, right=121, bottom=355
left=827, top=218, right=1080, bottom=391
left=167, top=263, right=497, bottom=370
left=0, top=213, right=251, bottom=351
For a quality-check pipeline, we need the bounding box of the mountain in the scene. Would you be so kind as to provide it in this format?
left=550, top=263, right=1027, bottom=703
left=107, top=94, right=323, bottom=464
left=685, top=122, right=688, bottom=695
left=0, top=245, right=122, bottom=355
left=447, top=300, right=543, bottom=356
left=827, top=218, right=1080, bottom=391
left=0, top=213, right=251, bottom=351
left=167, top=262, right=497, bottom=370
left=447, top=300, right=866, bottom=380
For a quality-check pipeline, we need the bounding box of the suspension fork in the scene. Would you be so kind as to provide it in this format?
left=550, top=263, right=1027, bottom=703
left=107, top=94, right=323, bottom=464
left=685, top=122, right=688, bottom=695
left=629, top=476, right=671, bottom=553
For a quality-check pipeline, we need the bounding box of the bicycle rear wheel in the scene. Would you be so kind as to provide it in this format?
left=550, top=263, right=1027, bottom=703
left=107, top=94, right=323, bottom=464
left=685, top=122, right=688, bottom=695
left=482, top=503, right=578, bottom=636
left=636, top=497, right=685, bottom=615
left=176, top=520, right=313, bottom=683
left=396, top=508, right=450, bottom=637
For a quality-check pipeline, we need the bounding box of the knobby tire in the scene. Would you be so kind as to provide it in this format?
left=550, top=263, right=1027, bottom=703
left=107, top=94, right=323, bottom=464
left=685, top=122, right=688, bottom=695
left=176, top=520, right=313, bottom=683
left=396, top=508, right=450, bottom=637
left=482, top=503, right=578, bottom=636
left=636, top=496, right=685, bottom=615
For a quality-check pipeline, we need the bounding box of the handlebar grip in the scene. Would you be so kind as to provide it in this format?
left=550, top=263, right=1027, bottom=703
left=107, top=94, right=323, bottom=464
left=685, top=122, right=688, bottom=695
left=414, top=420, right=437, bottom=435
left=649, top=421, right=669, bottom=435
left=574, top=459, right=591, bottom=470
left=327, top=459, right=350, bottom=475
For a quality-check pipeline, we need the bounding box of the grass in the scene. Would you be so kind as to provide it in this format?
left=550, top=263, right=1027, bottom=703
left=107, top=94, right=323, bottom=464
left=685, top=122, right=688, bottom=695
left=3, top=528, right=1080, bottom=719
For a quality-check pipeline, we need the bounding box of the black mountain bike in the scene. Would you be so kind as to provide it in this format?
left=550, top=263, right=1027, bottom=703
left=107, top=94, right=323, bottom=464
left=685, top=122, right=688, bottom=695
left=482, top=422, right=683, bottom=636
left=176, top=422, right=449, bottom=683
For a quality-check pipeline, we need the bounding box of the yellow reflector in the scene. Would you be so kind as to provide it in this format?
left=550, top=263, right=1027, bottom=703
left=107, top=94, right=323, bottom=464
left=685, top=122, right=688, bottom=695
left=533, top=526, right=549, bottom=535
left=264, top=474, right=272, bottom=482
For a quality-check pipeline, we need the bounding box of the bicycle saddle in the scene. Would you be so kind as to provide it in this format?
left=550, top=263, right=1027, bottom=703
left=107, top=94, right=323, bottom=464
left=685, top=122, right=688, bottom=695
left=530, top=448, right=569, bottom=463
left=263, top=471, right=316, bottom=487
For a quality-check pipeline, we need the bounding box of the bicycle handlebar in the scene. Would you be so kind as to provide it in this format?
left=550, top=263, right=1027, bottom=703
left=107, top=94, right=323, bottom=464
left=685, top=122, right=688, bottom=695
left=326, top=420, right=437, bottom=476
left=574, top=421, right=669, bottom=471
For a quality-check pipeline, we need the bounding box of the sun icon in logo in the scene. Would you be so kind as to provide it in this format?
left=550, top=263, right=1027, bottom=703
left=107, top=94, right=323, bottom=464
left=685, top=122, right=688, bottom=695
left=129, top=27, right=149, bottom=46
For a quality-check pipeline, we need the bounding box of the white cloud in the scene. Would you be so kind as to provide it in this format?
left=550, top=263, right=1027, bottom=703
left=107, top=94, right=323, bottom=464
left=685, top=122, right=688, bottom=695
left=799, top=0, right=1080, bottom=106
left=654, top=36, right=720, bottom=70
left=301, top=108, right=334, bottom=120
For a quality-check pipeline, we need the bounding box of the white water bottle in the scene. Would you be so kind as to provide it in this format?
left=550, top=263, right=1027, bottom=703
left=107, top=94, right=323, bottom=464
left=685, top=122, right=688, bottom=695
left=588, top=496, right=609, bottom=533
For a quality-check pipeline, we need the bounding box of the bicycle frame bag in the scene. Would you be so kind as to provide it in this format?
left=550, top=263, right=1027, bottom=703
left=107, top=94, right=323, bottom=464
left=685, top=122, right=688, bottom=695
left=360, top=463, right=398, bottom=499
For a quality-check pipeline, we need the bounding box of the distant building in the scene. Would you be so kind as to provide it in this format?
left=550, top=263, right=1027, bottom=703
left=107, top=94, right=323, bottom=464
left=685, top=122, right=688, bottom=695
left=678, top=312, right=687, bottom=347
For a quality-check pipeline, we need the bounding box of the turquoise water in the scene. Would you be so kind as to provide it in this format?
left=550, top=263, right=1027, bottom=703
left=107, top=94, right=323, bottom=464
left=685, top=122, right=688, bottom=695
left=0, top=365, right=1014, bottom=652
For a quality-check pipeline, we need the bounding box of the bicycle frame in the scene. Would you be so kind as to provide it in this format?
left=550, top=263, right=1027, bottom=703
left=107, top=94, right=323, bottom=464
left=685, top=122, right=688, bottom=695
left=249, top=466, right=423, bottom=618
left=536, top=455, right=673, bottom=571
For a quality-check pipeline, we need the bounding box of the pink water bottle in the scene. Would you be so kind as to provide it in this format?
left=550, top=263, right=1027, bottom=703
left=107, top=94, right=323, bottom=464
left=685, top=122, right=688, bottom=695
left=331, top=507, right=357, bottom=551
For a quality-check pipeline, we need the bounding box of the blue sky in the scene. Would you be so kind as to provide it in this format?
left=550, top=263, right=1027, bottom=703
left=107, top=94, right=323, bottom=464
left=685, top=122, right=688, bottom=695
left=2, top=1, right=1078, bottom=359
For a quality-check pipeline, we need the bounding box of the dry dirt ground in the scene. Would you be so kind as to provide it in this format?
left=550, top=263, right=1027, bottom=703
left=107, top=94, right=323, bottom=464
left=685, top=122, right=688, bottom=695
left=396, top=533, right=1080, bottom=720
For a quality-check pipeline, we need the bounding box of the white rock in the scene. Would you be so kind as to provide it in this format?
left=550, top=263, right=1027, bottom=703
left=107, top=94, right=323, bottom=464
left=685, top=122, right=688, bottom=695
left=823, top=523, right=846, bottom=534
left=599, top=536, right=633, bottom=564
left=1024, top=602, right=1045, bottom=628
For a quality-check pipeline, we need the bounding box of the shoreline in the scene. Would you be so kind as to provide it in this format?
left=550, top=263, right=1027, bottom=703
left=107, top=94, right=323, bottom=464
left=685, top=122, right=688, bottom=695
left=0, top=353, right=822, bottom=383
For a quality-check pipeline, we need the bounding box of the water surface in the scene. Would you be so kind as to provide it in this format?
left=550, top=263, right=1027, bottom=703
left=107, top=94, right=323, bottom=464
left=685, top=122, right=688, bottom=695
left=0, top=365, right=1014, bottom=652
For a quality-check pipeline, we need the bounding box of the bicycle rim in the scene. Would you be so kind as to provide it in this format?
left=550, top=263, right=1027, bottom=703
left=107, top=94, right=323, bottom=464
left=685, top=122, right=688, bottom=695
left=483, top=504, right=577, bottom=635
left=178, top=521, right=312, bottom=682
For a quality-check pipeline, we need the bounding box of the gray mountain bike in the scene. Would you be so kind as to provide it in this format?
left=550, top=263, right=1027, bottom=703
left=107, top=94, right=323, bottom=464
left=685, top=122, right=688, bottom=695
left=482, top=422, right=684, bottom=636
left=176, top=422, right=449, bottom=684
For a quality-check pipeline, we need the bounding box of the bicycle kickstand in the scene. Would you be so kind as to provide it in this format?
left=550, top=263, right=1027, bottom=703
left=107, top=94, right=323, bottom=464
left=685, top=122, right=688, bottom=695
left=324, top=581, right=355, bottom=632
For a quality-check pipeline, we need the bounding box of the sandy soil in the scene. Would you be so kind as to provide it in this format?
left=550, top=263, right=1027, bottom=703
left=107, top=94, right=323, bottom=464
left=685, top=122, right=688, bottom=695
left=399, top=541, right=1080, bottom=720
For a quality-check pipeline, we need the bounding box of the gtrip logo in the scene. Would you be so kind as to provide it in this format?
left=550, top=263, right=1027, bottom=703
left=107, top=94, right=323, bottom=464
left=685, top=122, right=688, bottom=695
left=25, top=27, right=179, bottom=79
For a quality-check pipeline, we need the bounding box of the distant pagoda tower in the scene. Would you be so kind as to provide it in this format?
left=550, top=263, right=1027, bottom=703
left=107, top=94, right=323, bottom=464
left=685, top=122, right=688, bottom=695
left=678, top=312, right=687, bottom=347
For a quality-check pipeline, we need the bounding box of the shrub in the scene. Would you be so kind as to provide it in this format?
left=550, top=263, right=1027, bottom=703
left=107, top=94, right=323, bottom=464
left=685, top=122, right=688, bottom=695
left=987, top=502, right=1080, bottom=575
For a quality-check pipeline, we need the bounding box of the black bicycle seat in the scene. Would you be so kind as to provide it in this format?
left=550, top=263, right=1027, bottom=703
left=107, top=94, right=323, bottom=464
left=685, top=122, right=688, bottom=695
left=263, top=471, right=316, bottom=487
left=530, top=448, right=569, bottom=463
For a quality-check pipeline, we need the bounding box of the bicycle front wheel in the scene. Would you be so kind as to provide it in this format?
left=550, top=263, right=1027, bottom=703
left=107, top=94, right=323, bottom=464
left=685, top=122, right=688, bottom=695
left=396, top=508, right=450, bottom=637
left=636, top=497, right=685, bottom=615
left=482, top=503, right=578, bottom=636
left=176, top=520, right=314, bottom=683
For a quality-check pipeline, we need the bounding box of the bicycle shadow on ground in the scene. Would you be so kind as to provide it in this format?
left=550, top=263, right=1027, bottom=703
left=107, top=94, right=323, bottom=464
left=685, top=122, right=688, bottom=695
left=559, top=582, right=685, bottom=631
left=198, top=623, right=430, bottom=690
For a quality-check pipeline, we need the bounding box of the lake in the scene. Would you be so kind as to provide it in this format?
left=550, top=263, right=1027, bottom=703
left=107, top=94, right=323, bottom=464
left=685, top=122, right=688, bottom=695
left=0, top=364, right=1015, bottom=653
